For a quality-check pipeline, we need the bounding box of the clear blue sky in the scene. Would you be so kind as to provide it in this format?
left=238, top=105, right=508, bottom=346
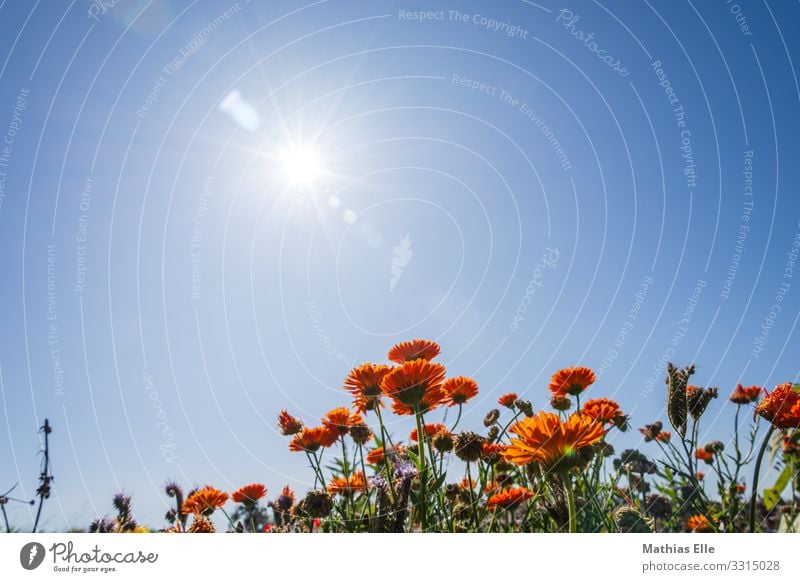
left=1, top=0, right=799, bottom=530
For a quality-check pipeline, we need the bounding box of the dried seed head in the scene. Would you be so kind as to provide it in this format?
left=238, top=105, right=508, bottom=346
left=613, top=505, right=654, bottom=533
left=483, top=409, right=500, bottom=427
left=454, top=431, right=485, bottom=462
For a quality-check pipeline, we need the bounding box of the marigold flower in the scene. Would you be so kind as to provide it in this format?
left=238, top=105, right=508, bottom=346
left=755, top=383, right=800, bottom=429
left=735, top=483, right=746, bottom=494
left=686, top=514, right=712, bottom=532
left=582, top=397, right=625, bottom=426
left=232, top=483, right=267, bottom=504
left=366, top=446, right=385, bottom=464
left=487, top=487, right=534, bottom=511
left=550, top=394, right=572, bottom=411
left=187, top=516, right=215, bottom=533
left=656, top=431, right=671, bottom=443
left=442, top=376, right=479, bottom=406
left=322, top=407, right=361, bottom=435
left=695, top=448, right=714, bottom=463
left=388, top=339, right=441, bottom=364
left=273, top=485, right=295, bottom=511
left=504, top=411, right=604, bottom=472
left=380, top=359, right=447, bottom=415
left=548, top=366, right=596, bottom=397
left=729, top=384, right=763, bottom=405
left=459, top=477, right=477, bottom=490
left=288, top=426, right=338, bottom=452
left=182, top=486, right=229, bottom=516
left=344, top=363, right=392, bottom=412
left=277, top=409, right=303, bottom=435
left=498, top=392, right=518, bottom=408
left=482, top=442, right=508, bottom=464
left=327, top=472, right=367, bottom=495
left=409, top=423, right=448, bottom=442
left=696, top=472, right=705, bottom=480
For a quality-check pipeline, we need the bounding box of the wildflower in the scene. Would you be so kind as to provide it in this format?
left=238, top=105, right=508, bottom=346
left=188, top=516, right=215, bottom=533
left=273, top=486, right=295, bottom=512
left=582, top=398, right=625, bottom=426
left=515, top=398, right=534, bottom=417
left=288, top=426, right=338, bottom=452
left=277, top=410, right=303, bottom=435
left=232, top=483, right=267, bottom=504
left=755, top=383, right=800, bottom=429
left=548, top=366, right=596, bottom=397
left=366, top=447, right=386, bottom=464
left=695, top=448, right=714, bottom=464
left=686, top=385, right=718, bottom=420
left=380, top=359, right=447, bottom=415
left=327, top=472, right=367, bottom=495
left=388, top=339, right=441, bottom=364
left=656, top=431, right=671, bottom=443
left=454, top=431, right=485, bottom=462
left=696, top=472, right=705, bottom=480
left=182, top=486, right=229, bottom=516
left=344, top=363, right=392, bottom=412
left=729, top=384, right=762, bottom=405
left=433, top=430, right=454, bottom=453
left=394, top=460, right=417, bottom=481
left=409, top=423, right=448, bottom=442
left=459, top=477, right=477, bottom=490
left=89, top=517, right=116, bottom=533
left=645, top=495, right=673, bottom=519
left=686, top=514, right=712, bottom=532
left=482, top=442, right=508, bottom=464
left=550, top=394, right=572, bottom=411
left=704, top=441, right=724, bottom=454
left=735, top=483, right=746, bottom=494
left=504, top=411, right=604, bottom=472
left=639, top=422, right=662, bottom=442
left=322, top=407, right=361, bottom=436
left=498, top=392, right=518, bottom=408
left=349, top=423, right=373, bottom=445
left=487, top=487, right=534, bottom=511
left=614, top=449, right=657, bottom=474
left=442, top=376, right=479, bottom=406
left=484, top=409, right=500, bottom=427
left=295, top=491, right=333, bottom=519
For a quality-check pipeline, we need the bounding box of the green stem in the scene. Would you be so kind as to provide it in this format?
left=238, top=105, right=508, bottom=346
left=414, top=409, right=428, bottom=531
left=749, top=425, right=776, bottom=532
left=563, top=473, right=577, bottom=533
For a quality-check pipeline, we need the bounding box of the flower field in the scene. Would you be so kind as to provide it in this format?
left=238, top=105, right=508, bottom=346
left=76, top=339, right=800, bottom=533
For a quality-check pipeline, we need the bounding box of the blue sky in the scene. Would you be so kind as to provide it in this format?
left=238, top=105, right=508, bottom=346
left=1, top=0, right=799, bottom=530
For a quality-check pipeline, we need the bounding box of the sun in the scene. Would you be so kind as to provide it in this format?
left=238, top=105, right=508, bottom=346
left=276, top=143, right=324, bottom=187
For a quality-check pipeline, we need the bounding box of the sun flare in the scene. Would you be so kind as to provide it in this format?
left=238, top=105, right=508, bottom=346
left=276, top=143, right=324, bottom=187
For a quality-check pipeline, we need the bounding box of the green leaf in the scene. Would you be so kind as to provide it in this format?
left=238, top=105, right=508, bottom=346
left=763, top=465, right=793, bottom=510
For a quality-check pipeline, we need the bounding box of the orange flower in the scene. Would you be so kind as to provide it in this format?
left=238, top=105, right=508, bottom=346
left=695, top=448, right=714, bottom=463
left=380, top=359, right=447, bottom=415
left=482, top=442, right=508, bottom=463
left=729, top=384, right=762, bottom=405
left=459, top=477, right=477, bottom=490
left=484, top=480, right=502, bottom=494
left=498, top=392, right=518, bottom=408
left=388, top=339, right=441, bottom=364
left=503, top=411, right=604, bottom=472
left=696, top=472, right=705, bottom=480
left=487, top=487, right=534, bottom=511
left=365, top=445, right=404, bottom=464
left=409, top=423, right=448, bottom=442
left=581, top=398, right=623, bottom=425
left=182, top=486, right=229, bottom=516
left=442, top=376, right=479, bottom=406
left=344, top=363, right=392, bottom=412
left=327, top=471, right=367, bottom=495
left=755, top=383, right=800, bottom=429
left=548, top=366, right=596, bottom=397
left=322, top=407, right=361, bottom=435
left=232, top=483, right=267, bottom=504
left=656, top=431, right=671, bottom=443
left=686, top=514, right=712, bottom=532
left=288, top=426, right=338, bottom=452
left=277, top=410, right=303, bottom=435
